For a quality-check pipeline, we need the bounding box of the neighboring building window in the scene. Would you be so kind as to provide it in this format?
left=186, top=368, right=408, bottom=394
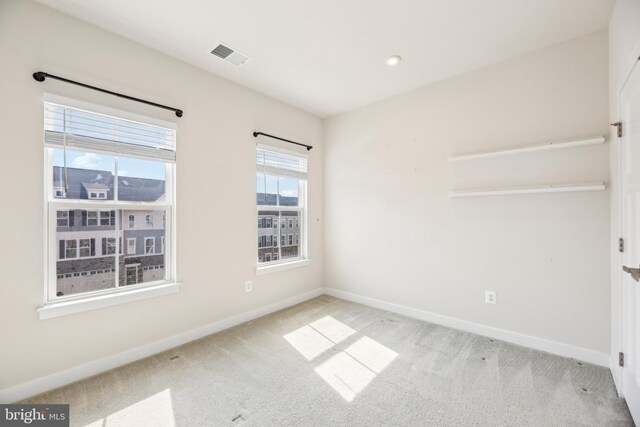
left=65, top=240, right=77, bottom=258
left=87, top=211, right=98, bottom=226
left=45, top=100, right=176, bottom=300
left=57, top=210, right=69, bottom=227
left=79, top=239, right=92, bottom=257
left=104, top=238, right=116, bottom=255
left=145, top=237, right=155, bottom=254
left=256, top=146, right=307, bottom=265
left=100, top=211, right=111, bottom=226
left=127, top=238, right=136, bottom=255
left=295, top=234, right=299, bottom=245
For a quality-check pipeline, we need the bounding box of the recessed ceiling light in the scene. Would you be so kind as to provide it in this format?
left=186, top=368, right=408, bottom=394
left=386, top=55, right=401, bottom=66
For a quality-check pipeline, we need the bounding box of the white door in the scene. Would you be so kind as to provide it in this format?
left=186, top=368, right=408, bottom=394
left=621, top=59, right=640, bottom=421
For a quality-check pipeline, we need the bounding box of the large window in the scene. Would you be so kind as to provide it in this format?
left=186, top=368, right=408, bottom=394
left=45, top=98, right=176, bottom=301
left=256, top=146, right=307, bottom=265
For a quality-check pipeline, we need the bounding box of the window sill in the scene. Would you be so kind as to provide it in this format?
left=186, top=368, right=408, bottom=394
left=37, top=282, right=181, bottom=320
left=256, top=259, right=311, bottom=276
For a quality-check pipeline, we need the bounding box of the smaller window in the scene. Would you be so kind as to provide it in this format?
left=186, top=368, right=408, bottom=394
left=90, top=192, right=98, bottom=198
left=295, top=234, right=299, bottom=245
left=65, top=240, right=77, bottom=258
left=281, top=220, right=285, bottom=228
left=146, top=214, right=154, bottom=228
left=87, top=211, right=98, bottom=226
left=79, top=239, right=91, bottom=257
left=289, top=219, right=293, bottom=229
left=100, top=211, right=111, bottom=226
left=98, top=193, right=106, bottom=199
left=266, top=253, right=271, bottom=262
left=57, top=211, right=69, bottom=227
left=289, top=234, right=293, bottom=245
left=54, top=190, right=66, bottom=198
left=281, top=234, right=286, bottom=246
left=274, top=235, right=278, bottom=247
left=273, top=221, right=278, bottom=229
left=127, top=238, right=136, bottom=255
left=145, top=237, right=155, bottom=254
left=296, top=219, right=299, bottom=228
left=105, top=238, right=116, bottom=255
left=273, top=253, right=279, bottom=261
left=129, top=215, right=135, bottom=228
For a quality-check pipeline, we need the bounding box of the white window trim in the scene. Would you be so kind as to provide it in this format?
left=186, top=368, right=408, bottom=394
left=42, top=96, right=179, bottom=317
left=38, top=282, right=181, bottom=320
left=256, top=259, right=310, bottom=276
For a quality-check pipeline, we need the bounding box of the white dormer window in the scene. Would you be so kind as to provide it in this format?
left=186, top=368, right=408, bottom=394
left=88, top=191, right=107, bottom=200
left=54, top=189, right=66, bottom=198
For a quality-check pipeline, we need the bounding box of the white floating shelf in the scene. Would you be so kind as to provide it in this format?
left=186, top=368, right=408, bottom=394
left=448, top=182, right=606, bottom=198
left=448, top=136, right=605, bottom=162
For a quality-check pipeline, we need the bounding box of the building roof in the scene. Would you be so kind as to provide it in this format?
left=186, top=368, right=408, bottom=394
left=53, top=166, right=165, bottom=202
left=82, top=182, right=110, bottom=191
left=257, top=193, right=299, bottom=206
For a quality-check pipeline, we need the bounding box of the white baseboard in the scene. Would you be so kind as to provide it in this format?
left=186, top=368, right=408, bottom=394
left=0, top=287, right=323, bottom=403
left=323, top=287, right=609, bottom=367
left=2, top=286, right=610, bottom=403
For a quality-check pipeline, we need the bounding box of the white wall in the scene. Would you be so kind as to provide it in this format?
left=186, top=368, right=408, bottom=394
left=0, top=0, right=323, bottom=394
left=608, top=0, right=640, bottom=390
left=324, top=32, right=610, bottom=356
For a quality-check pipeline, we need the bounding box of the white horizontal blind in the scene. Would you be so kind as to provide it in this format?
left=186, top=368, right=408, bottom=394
left=256, top=147, right=307, bottom=180
left=44, top=102, right=176, bottom=162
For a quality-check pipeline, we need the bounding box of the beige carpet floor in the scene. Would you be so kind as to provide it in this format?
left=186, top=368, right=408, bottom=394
left=23, top=295, right=633, bottom=426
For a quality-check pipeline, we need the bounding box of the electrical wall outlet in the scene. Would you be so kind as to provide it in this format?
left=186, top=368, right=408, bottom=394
left=485, top=290, right=496, bottom=305
left=245, top=280, right=252, bottom=293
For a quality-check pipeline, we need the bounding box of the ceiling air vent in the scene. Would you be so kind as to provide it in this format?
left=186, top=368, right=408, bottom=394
left=211, top=43, right=250, bottom=66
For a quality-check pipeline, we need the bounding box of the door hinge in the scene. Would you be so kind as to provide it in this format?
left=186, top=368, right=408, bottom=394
left=611, top=122, right=623, bottom=138
left=619, top=237, right=625, bottom=253
left=620, top=352, right=625, bottom=367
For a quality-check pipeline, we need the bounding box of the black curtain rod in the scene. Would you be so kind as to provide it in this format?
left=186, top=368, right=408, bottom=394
left=33, top=71, right=183, bottom=118
left=253, top=131, right=312, bottom=151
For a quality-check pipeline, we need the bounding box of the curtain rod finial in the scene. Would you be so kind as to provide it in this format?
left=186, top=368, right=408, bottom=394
left=33, top=72, right=46, bottom=82
left=175, top=110, right=183, bottom=118
left=253, top=132, right=259, bottom=137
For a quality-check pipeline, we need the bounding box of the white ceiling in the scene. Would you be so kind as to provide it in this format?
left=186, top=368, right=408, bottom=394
left=35, top=0, right=614, bottom=118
